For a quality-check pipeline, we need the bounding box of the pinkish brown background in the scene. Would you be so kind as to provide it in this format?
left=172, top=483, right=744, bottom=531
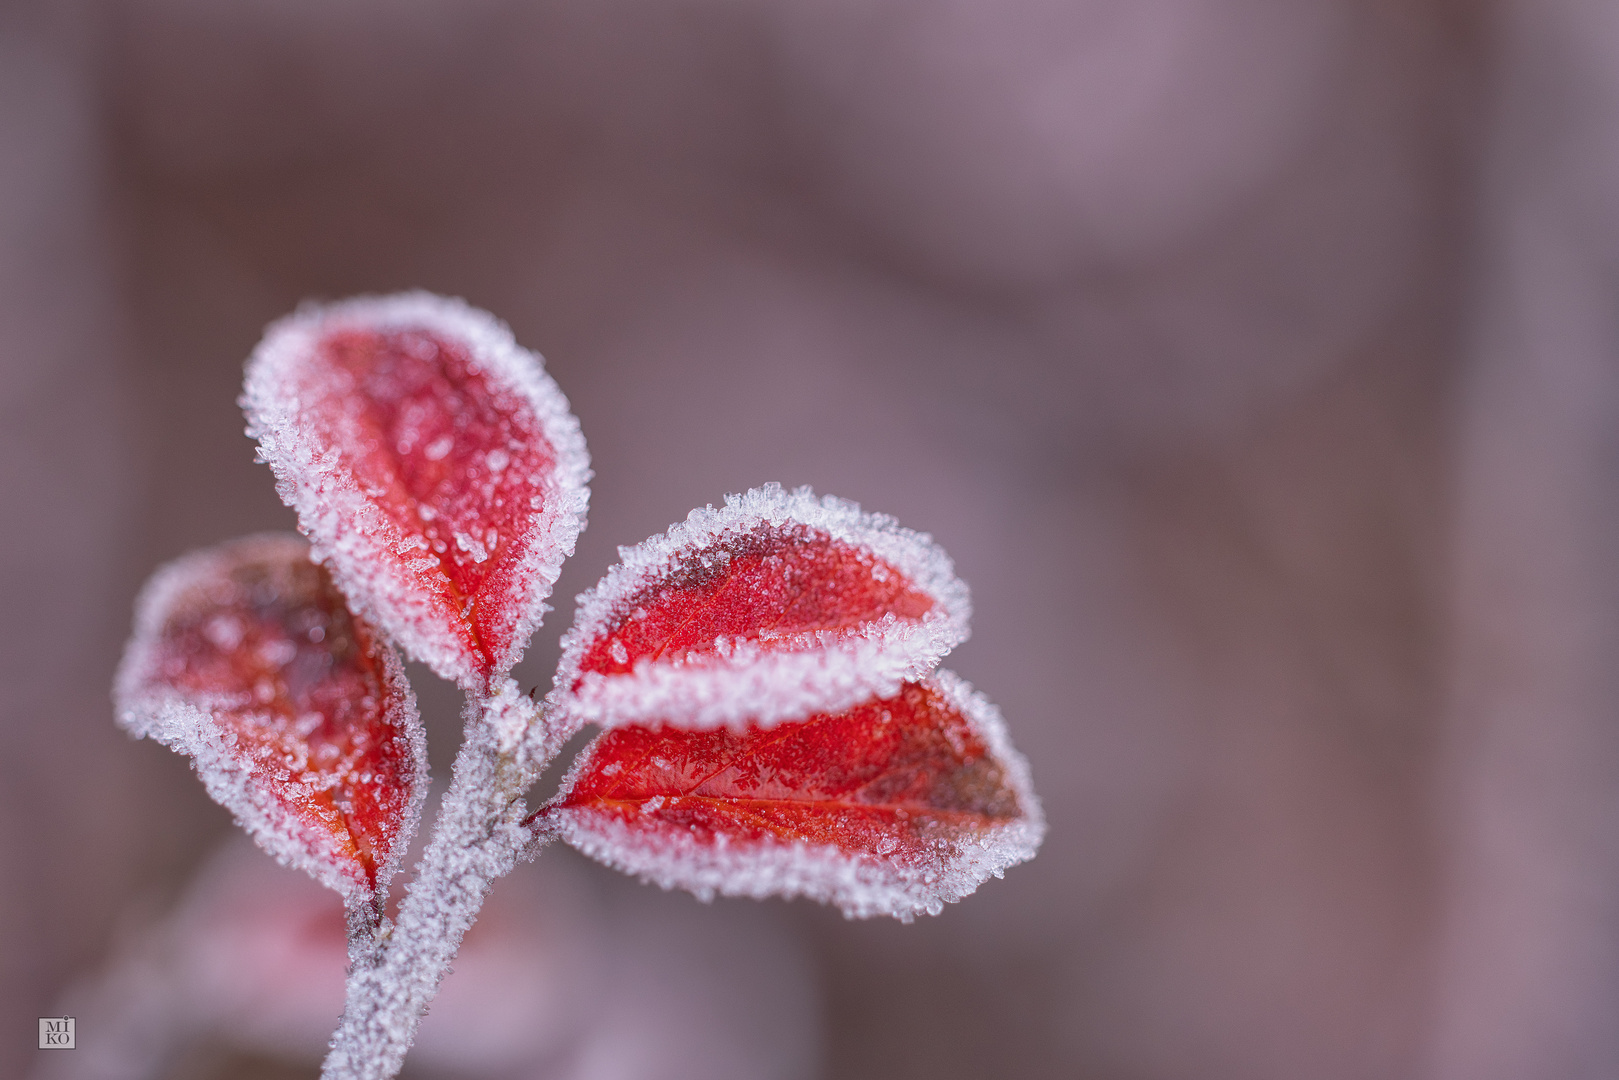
left=6, top=1, right=1619, bottom=1078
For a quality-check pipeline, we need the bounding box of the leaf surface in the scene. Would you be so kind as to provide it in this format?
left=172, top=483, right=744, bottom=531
left=547, top=673, right=1043, bottom=919
left=243, top=293, right=589, bottom=690
left=116, top=535, right=427, bottom=900
left=551, top=485, right=969, bottom=731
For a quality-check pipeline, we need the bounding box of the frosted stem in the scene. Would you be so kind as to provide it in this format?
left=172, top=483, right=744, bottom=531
left=321, top=681, right=546, bottom=1080
left=343, top=891, right=387, bottom=975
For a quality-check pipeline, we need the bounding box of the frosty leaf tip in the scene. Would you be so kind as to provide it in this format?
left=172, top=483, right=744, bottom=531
left=548, top=483, right=970, bottom=734
left=241, top=292, right=590, bottom=692
left=543, top=672, right=1042, bottom=921
left=114, top=534, right=427, bottom=902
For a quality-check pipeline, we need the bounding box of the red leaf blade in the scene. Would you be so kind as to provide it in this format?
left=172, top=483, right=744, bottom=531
left=243, top=293, right=590, bottom=689
left=116, top=535, right=427, bottom=900
left=551, top=485, right=969, bottom=731
left=547, top=673, right=1042, bottom=920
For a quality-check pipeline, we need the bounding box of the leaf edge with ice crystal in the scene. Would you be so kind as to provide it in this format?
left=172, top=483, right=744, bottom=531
left=113, top=533, right=428, bottom=904
left=241, top=291, right=591, bottom=691
left=544, top=669, right=1043, bottom=921
left=545, top=483, right=970, bottom=737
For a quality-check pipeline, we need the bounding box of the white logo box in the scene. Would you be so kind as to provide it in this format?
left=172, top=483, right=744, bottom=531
left=39, top=1017, right=75, bottom=1049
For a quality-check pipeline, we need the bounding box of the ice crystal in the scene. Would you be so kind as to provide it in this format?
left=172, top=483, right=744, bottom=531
left=546, top=671, right=1043, bottom=921
left=117, top=291, right=1042, bottom=1080
left=242, top=293, right=590, bottom=692
left=115, top=534, right=426, bottom=902
left=548, top=484, right=969, bottom=734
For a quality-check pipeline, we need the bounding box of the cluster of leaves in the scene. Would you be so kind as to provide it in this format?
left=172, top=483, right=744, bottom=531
left=115, top=293, right=1043, bottom=1079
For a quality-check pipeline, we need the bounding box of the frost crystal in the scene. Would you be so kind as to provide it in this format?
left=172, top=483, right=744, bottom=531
left=323, top=696, right=536, bottom=1080
left=119, top=285, right=1042, bottom=1080
left=242, top=293, right=590, bottom=691
left=114, top=534, right=427, bottom=903
left=548, top=484, right=969, bottom=734
left=546, top=672, right=1043, bottom=921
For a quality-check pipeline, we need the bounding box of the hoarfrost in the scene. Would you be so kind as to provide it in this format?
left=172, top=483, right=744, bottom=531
left=113, top=285, right=1046, bottom=1080
left=241, top=292, right=590, bottom=692
left=114, top=535, right=427, bottom=906
left=322, top=688, right=537, bottom=1080
left=546, top=671, right=1044, bottom=921
left=546, top=483, right=969, bottom=735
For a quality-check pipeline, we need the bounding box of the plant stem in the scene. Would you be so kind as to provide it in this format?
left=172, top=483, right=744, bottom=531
left=321, top=681, right=545, bottom=1080
left=343, top=890, right=387, bottom=974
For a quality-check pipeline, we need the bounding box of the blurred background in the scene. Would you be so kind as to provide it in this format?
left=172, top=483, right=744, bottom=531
left=6, top=0, right=1619, bottom=1077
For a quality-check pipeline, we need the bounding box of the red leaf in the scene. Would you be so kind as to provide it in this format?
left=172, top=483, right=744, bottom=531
left=243, top=293, right=590, bottom=690
left=546, top=673, right=1043, bottom=920
left=551, top=485, right=970, bottom=731
left=116, top=535, right=427, bottom=900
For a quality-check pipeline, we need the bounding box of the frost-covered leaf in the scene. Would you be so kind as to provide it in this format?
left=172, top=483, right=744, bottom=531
left=549, top=484, right=969, bottom=733
left=545, top=672, right=1042, bottom=920
left=115, top=534, right=427, bottom=901
left=242, top=293, right=590, bottom=691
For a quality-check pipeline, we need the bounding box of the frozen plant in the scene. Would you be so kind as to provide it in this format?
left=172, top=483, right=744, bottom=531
left=114, top=293, right=1045, bottom=1080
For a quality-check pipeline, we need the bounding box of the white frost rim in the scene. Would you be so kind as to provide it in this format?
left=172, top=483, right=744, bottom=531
left=114, top=533, right=429, bottom=903
left=547, top=484, right=969, bottom=734
left=242, top=291, right=591, bottom=689
left=547, top=669, right=1044, bottom=921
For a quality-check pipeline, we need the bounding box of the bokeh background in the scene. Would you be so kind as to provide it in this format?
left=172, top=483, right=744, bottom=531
left=6, top=0, right=1619, bottom=1077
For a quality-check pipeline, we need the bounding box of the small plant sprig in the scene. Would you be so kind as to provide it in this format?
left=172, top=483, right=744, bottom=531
left=115, top=293, right=1044, bottom=1080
